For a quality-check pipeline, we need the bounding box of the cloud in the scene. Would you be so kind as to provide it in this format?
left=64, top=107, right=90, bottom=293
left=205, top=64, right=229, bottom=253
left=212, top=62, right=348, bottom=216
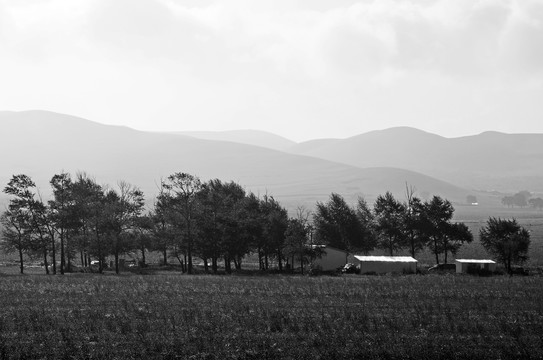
left=0, top=0, right=542, bottom=140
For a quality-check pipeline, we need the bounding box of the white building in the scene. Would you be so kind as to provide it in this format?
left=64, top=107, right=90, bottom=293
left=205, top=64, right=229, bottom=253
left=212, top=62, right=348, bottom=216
left=310, top=245, right=353, bottom=271
left=455, top=259, right=496, bottom=273
left=354, top=256, right=418, bottom=274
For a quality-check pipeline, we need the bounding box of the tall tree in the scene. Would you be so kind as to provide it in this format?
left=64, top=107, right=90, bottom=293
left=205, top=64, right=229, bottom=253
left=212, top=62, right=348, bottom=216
left=3, top=174, right=51, bottom=274
left=403, top=186, right=428, bottom=259
left=71, top=173, right=106, bottom=271
left=479, top=217, right=530, bottom=274
left=442, top=222, right=473, bottom=263
left=133, top=213, right=154, bottom=267
left=241, top=193, right=265, bottom=270
left=283, top=207, right=313, bottom=274
left=424, top=196, right=454, bottom=264
left=260, top=195, right=288, bottom=271
left=220, top=181, right=249, bottom=272
left=102, top=182, right=145, bottom=274
left=196, top=179, right=248, bottom=273
left=160, top=173, right=202, bottom=274
left=374, top=192, right=406, bottom=256
left=0, top=207, right=32, bottom=274
left=149, top=204, right=176, bottom=267
left=49, top=173, right=74, bottom=274
left=355, top=197, right=377, bottom=254
left=313, top=193, right=364, bottom=253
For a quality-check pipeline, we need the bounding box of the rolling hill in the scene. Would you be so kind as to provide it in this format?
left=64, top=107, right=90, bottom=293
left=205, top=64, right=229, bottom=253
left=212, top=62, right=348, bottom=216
left=0, top=111, right=475, bottom=211
left=288, top=127, right=543, bottom=193
left=177, top=130, right=296, bottom=151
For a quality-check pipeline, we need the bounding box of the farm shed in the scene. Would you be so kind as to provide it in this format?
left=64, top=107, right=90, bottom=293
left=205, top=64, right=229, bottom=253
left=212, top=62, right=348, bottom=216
left=354, top=256, right=418, bottom=274
left=455, top=259, right=496, bottom=274
left=309, top=245, right=353, bottom=271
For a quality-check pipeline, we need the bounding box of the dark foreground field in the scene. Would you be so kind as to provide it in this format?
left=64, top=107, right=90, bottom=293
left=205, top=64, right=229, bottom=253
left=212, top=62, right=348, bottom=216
left=0, top=273, right=542, bottom=359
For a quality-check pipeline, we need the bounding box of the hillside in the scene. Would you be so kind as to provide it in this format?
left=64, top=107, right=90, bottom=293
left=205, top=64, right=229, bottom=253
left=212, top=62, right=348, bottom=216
left=288, top=127, right=543, bottom=192
left=0, top=111, right=475, bottom=211
left=177, top=130, right=296, bottom=151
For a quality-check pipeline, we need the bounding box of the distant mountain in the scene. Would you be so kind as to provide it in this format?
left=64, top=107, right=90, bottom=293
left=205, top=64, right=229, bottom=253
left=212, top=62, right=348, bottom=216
left=176, top=130, right=296, bottom=151
left=288, top=127, right=543, bottom=192
left=0, top=111, right=474, bottom=211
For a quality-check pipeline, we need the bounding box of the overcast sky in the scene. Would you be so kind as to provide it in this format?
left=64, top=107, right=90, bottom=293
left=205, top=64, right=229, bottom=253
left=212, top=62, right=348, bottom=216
left=1, top=0, right=542, bottom=141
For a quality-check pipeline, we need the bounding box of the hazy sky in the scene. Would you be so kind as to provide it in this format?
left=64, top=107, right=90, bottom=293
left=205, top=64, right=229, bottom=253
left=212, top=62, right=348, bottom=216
left=1, top=0, right=542, bottom=141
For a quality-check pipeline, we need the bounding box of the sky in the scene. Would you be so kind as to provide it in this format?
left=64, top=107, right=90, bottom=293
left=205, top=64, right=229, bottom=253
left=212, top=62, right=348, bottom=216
left=0, top=0, right=542, bottom=142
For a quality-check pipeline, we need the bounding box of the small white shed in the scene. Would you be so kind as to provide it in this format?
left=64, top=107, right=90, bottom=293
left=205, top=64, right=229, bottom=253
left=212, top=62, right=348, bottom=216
left=455, top=259, right=496, bottom=273
left=354, top=256, right=418, bottom=274
left=310, top=245, right=352, bottom=271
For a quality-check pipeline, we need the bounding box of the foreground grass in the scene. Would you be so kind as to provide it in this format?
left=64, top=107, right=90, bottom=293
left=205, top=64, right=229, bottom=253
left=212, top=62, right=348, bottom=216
left=0, top=273, right=542, bottom=359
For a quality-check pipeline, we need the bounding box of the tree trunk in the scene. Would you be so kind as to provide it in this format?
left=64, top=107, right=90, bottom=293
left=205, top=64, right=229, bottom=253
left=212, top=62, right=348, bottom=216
left=97, top=234, right=103, bottom=274
left=163, top=249, right=168, bottom=266
left=203, top=257, right=209, bottom=273
left=18, top=247, right=24, bottom=275
left=257, top=247, right=262, bottom=270
left=187, top=221, right=193, bottom=274
left=115, top=252, right=119, bottom=274
left=50, top=233, right=57, bottom=275
left=389, top=237, right=394, bottom=257
left=60, top=230, right=65, bottom=275
left=140, top=246, right=146, bottom=267
left=187, top=241, right=193, bottom=274
left=277, top=249, right=283, bottom=271
left=264, top=254, right=269, bottom=270
left=234, top=257, right=242, bottom=270
left=410, top=232, right=415, bottom=258
left=66, top=233, right=71, bottom=272
left=225, top=255, right=231, bottom=274
left=434, top=237, right=439, bottom=264
left=212, top=257, right=218, bottom=274
left=43, top=243, right=49, bottom=275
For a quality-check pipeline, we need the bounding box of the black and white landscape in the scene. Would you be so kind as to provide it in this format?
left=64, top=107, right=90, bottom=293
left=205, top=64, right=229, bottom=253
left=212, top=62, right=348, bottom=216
left=3, top=110, right=542, bottom=211
left=1, top=1, right=543, bottom=358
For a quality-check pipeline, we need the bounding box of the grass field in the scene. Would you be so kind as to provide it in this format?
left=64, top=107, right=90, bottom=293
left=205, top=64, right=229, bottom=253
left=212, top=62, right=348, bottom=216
left=452, top=205, right=543, bottom=267
left=0, top=272, right=542, bottom=359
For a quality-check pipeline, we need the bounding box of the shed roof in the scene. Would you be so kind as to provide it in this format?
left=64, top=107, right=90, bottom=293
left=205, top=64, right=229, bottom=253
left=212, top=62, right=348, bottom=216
left=455, top=259, right=496, bottom=264
left=310, top=245, right=348, bottom=254
left=354, top=256, right=418, bottom=263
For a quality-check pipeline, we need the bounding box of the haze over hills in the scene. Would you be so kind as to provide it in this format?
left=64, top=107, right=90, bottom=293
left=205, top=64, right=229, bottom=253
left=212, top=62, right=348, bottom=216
left=177, top=130, right=296, bottom=151
left=288, top=127, right=543, bottom=192
left=0, top=111, right=475, bottom=211
left=183, top=125, right=543, bottom=193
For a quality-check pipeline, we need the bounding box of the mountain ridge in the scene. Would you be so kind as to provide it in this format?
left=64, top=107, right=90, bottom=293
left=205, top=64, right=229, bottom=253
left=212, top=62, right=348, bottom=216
left=0, top=111, right=476, bottom=211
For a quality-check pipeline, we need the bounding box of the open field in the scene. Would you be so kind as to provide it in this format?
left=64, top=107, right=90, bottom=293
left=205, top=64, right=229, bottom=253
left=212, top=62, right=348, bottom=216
left=452, top=205, right=543, bottom=267
left=0, top=272, right=542, bottom=359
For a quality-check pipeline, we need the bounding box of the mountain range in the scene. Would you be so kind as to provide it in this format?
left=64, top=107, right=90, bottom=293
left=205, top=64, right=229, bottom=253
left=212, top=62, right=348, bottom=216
left=1, top=110, right=541, bottom=212
left=183, top=127, right=543, bottom=194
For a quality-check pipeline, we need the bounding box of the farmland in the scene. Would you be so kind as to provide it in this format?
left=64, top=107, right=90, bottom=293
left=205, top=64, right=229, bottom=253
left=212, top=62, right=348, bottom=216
left=0, top=272, right=542, bottom=359
left=452, top=205, right=543, bottom=267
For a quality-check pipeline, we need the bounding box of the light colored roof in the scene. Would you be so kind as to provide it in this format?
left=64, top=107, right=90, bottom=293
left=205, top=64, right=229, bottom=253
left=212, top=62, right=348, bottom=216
left=354, top=256, right=418, bottom=263
left=455, top=259, right=496, bottom=264
left=310, top=245, right=348, bottom=253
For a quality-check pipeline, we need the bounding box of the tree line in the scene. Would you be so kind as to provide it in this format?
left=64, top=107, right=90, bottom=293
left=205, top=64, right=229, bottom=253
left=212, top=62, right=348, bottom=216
left=312, top=188, right=474, bottom=265
left=1, top=173, right=530, bottom=275
left=502, top=190, right=543, bottom=209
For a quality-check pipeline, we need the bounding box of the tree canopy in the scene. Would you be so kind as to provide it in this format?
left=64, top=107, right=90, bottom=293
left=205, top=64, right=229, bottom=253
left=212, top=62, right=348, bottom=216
left=479, top=217, right=530, bottom=273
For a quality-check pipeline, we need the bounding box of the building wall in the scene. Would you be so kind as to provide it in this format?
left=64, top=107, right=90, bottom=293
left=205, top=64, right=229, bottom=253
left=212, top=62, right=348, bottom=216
left=358, top=261, right=417, bottom=274
left=456, top=262, right=497, bottom=273
left=312, top=247, right=348, bottom=271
